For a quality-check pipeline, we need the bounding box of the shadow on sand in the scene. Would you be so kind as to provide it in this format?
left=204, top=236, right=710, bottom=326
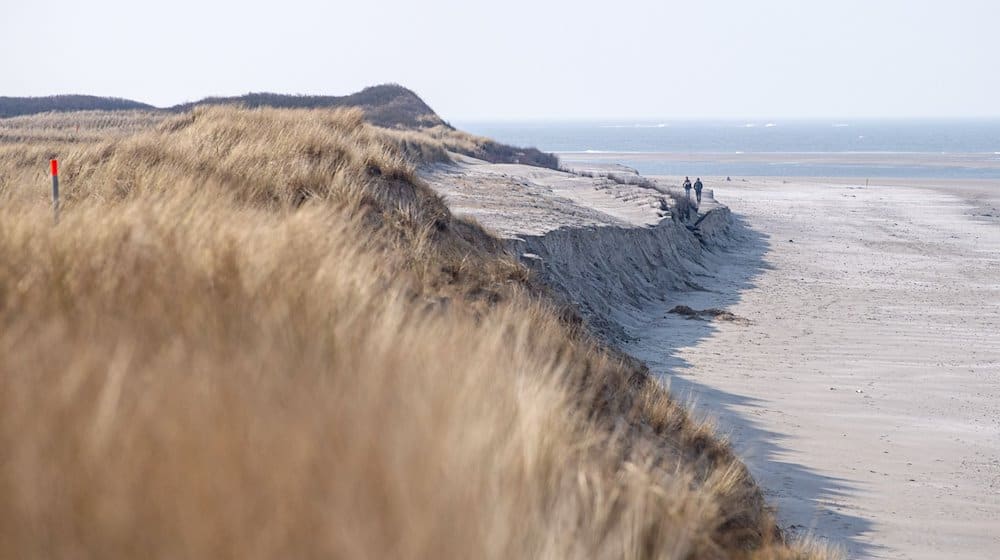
left=627, top=214, right=880, bottom=558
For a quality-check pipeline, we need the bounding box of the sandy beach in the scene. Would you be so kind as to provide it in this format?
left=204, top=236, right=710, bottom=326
left=630, top=178, right=1000, bottom=558
left=425, top=156, right=1000, bottom=558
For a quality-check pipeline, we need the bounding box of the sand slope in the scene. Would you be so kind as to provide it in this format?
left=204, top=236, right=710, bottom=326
left=423, top=159, right=728, bottom=342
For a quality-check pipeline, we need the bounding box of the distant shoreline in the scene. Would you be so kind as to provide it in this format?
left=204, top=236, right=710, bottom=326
left=558, top=150, right=1000, bottom=169
left=557, top=151, right=1000, bottom=181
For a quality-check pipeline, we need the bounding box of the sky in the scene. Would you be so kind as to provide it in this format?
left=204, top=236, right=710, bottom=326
left=2, top=0, right=998, bottom=120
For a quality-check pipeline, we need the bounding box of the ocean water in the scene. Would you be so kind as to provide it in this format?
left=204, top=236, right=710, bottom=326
left=455, top=120, right=1000, bottom=179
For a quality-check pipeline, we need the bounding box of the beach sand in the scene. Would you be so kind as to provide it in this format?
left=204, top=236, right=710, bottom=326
left=631, top=178, right=1000, bottom=558
left=426, top=157, right=1000, bottom=558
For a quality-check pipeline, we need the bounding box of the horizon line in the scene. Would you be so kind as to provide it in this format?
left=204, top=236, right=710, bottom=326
left=450, top=115, right=1000, bottom=123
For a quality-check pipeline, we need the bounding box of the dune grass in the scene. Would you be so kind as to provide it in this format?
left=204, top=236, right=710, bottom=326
left=0, top=106, right=834, bottom=559
left=0, top=110, right=167, bottom=144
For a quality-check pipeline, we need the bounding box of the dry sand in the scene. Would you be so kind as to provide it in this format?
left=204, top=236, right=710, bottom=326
left=630, top=178, right=1000, bottom=558
left=425, top=158, right=1000, bottom=559
left=423, top=156, right=669, bottom=236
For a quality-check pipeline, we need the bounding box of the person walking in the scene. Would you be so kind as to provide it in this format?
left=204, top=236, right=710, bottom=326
left=694, top=178, right=703, bottom=204
left=683, top=176, right=692, bottom=199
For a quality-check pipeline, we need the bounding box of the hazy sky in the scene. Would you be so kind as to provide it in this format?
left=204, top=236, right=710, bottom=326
left=3, top=0, right=998, bottom=120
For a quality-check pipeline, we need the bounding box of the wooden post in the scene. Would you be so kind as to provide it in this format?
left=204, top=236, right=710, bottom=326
left=50, top=159, right=59, bottom=224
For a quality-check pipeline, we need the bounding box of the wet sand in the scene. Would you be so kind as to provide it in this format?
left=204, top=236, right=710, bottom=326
left=630, top=178, right=1000, bottom=558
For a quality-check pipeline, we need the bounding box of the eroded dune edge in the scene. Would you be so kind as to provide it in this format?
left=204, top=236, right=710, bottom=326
left=0, top=102, right=834, bottom=559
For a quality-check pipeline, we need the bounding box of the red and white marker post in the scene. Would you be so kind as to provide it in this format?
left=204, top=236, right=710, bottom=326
left=50, top=159, right=59, bottom=224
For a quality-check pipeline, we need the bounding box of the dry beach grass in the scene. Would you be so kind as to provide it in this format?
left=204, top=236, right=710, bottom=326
left=0, top=107, right=833, bottom=559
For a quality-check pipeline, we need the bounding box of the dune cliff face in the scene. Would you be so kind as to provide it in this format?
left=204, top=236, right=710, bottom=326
left=511, top=204, right=736, bottom=343
left=420, top=159, right=738, bottom=344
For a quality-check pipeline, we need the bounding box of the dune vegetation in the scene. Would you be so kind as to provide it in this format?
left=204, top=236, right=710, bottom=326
left=0, top=85, right=560, bottom=170
left=0, top=94, right=155, bottom=119
left=0, top=105, right=832, bottom=559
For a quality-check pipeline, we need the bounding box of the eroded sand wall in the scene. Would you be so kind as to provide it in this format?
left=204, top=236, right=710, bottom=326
left=510, top=205, right=736, bottom=341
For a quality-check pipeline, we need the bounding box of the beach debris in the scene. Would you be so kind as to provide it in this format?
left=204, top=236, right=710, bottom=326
left=667, top=305, right=751, bottom=325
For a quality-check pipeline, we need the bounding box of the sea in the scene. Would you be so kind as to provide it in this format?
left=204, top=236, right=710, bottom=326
left=455, top=120, right=1000, bottom=180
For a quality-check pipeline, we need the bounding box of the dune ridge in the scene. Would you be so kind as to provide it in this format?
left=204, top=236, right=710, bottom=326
left=0, top=103, right=833, bottom=558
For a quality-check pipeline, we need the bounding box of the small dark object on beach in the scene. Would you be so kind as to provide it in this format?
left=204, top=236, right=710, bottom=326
left=668, top=305, right=700, bottom=318
left=701, top=308, right=748, bottom=323
left=667, top=305, right=751, bottom=325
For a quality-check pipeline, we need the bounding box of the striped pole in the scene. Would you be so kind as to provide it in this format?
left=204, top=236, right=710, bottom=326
left=50, top=159, right=59, bottom=224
